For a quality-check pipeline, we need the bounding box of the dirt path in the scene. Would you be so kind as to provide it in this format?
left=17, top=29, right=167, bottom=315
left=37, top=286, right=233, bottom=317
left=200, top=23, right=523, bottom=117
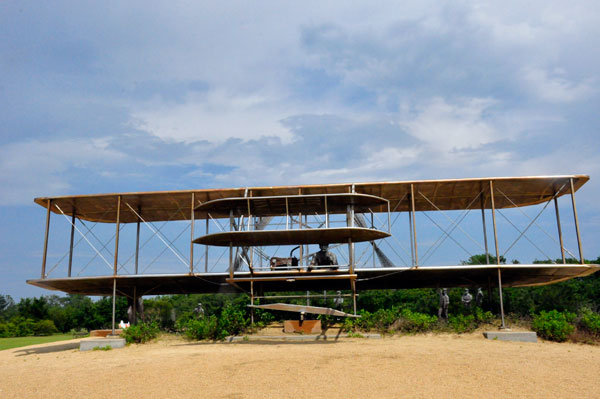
left=0, top=333, right=598, bottom=398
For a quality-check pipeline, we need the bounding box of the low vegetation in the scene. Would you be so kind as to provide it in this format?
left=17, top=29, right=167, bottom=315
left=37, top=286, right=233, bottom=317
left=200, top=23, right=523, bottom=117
left=1, top=254, right=599, bottom=345
left=121, top=322, right=160, bottom=344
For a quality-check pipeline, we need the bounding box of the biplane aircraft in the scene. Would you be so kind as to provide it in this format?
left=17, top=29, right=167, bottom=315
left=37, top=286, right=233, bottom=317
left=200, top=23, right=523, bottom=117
left=27, top=175, right=599, bottom=329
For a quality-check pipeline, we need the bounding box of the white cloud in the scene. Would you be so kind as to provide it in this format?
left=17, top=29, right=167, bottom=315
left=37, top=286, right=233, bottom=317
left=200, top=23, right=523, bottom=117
left=0, top=139, right=124, bottom=205
left=521, top=67, right=596, bottom=103
left=129, top=90, right=295, bottom=144
left=399, top=97, right=499, bottom=151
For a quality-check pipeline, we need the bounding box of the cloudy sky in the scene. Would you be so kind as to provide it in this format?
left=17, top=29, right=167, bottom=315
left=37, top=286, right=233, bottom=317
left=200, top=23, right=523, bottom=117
left=1, top=1, right=599, bottom=298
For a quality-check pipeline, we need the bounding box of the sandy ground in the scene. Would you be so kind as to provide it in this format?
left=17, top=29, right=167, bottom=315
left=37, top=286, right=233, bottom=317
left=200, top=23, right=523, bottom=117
left=0, top=330, right=599, bottom=399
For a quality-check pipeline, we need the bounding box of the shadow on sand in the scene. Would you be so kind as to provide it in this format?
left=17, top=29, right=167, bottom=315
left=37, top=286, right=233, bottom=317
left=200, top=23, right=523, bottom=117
left=14, top=341, right=80, bottom=356
left=174, top=327, right=346, bottom=346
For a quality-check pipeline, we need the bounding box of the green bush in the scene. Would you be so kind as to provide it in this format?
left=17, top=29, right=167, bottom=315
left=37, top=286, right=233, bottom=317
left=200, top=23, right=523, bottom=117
left=372, top=308, right=400, bottom=333
left=183, top=316, right=225, bottom=341
left=448, top=314, right=476, bottom=333
left=344, top=308, right=437, bottom=334
left=578, top=309, right=600, bottom=337
left=0, top=323, right=8, bottom=338
left=394, top=309, right=437, bottom=333
left=121, top=322, right=160, bottom=344
left=532, top=310, right=575, bottom=342
left=219, top=305, right=248, bottom=337
left=352, top=310, right=373, bottom=331
left=12, top=317, right=36, bottom=337
left=474, top=308, right=494, bottom=324
left=342, top=317, right=356, bottom=332
left=32, top=320, right=59, bottom=336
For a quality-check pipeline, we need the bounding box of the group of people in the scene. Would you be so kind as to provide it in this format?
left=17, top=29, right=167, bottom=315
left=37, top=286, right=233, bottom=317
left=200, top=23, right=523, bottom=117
left=438, top=287, right=484, bottom=321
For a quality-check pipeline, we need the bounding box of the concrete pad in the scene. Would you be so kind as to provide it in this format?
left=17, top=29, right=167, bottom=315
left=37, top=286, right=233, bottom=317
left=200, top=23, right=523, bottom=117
left=483, top=331, right=537, bottom=343
left=80, top=338, right=126, bottom=351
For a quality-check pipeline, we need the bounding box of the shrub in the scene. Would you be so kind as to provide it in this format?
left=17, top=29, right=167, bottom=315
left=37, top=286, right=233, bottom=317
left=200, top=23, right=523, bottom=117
left=180, top=304, right=249, bottom=341
left=32, top=320, right=59, bottom=336
left=183, top=316, right=225, bottom=341
left=252, top=301, right=275, bottom=326
left=578, top=309, right=600, bottom=337
left=474, top=308, right=494, bottom=324
left=371, top=308, right=400, bottom=333
left=342, top=317, right=356, bottom=333
left=70, top=328, right=89, bottom=338
left=0, top=323, right=9, bottom=338
left=11, top=317, right=36, bottom=337
left=218, top=305, right=248, bottom=337
left=449, top=314, right=476, bottom=333
left=122, top=322, right=160, bottom=344
left=352, top=310, right=374, bottom=332
left=394, top=309, right=437, bottom=333
left=532, top=310, right=575, bottom=342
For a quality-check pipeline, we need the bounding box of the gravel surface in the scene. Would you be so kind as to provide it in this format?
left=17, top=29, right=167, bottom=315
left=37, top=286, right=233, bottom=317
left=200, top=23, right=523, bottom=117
left=1, top=332, right=598, bottom=398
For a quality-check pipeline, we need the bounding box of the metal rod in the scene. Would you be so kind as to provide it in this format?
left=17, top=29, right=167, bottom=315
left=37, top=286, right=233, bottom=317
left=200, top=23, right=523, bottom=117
left=132, top=286, right=137, bottom=324
left=351, top=280, right=357, bottom=316
left=250, top=217, right=254, bottom=271
left=489, top=180, right=506, bottom=329
left=324, top=195, right=329, bottom=228
left=497, top=268, right=506, bottom=329
left=408, top=211, right=414, bottom=267
left=554, top=197, right=566, bottom=264
left=371, top=212, right=376, bottom=267
left=54, top=204, right=114, bottom=271
left=410, top=184, right=418, bottom=266
left=41, top=200, right=52, bottom=279
left=569, top=178, right=584, bottom=264
left=304, top=214, right=308, bottom=267
left=125, top=202, right=189, bottom=268
left=190, top=193, right=195, bottom=274
left=135, top=214, right=140, bottom=274
left=229, top=242, right=233, bottom=279
left=111, top=277, right=116, bottom=335
left=68, top=211, right=75, bottom=277
left=347, top=204, right=354, bottom=274
left=348, top=238, right=354, bottom=273
left=387, top=200, right=391, bottom=234
left=250, top=281, right=255, bottom=325
left=299, top=212, right=303, bottom=266
left=247, top=197, right=251, bottom=230
left=285, top=197, right=289, bottom=230
left=205, top=217, right=209, bottom=273
left=113, top=196, right=121, bottom=276
left=489, top=181, right=501, bottom=265
left=229, top=209, right=234, bottom=278
left=480, top=194, right=490, bottom=265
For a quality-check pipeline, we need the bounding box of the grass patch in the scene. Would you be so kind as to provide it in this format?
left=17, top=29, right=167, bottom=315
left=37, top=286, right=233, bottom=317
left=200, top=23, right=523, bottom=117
left=0, top=334, right=74, bottom=351
left=92, top=345, right=112, bottom=351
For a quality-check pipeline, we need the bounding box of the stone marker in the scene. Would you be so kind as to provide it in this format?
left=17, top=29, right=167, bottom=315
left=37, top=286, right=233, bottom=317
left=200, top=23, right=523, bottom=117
left=483, top=331, right=537, bottom=343
left=80, top=338, right=126, bottom=351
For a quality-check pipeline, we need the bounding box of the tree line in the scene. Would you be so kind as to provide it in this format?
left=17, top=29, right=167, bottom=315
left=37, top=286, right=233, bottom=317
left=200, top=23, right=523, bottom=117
left=1, top=254, right=599, bottom=338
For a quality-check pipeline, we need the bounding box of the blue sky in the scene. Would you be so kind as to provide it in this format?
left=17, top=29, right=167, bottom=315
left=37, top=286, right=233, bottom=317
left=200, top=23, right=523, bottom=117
left=1, top=1, right=599, bottom=299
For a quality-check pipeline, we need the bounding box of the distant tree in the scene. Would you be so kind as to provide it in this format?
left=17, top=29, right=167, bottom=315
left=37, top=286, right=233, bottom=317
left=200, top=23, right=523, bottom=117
left=0, top=295, right=16, bottom=320
left=461, top=254, right=506, bottom=265
left=17, top=297, right=49, bottom=320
